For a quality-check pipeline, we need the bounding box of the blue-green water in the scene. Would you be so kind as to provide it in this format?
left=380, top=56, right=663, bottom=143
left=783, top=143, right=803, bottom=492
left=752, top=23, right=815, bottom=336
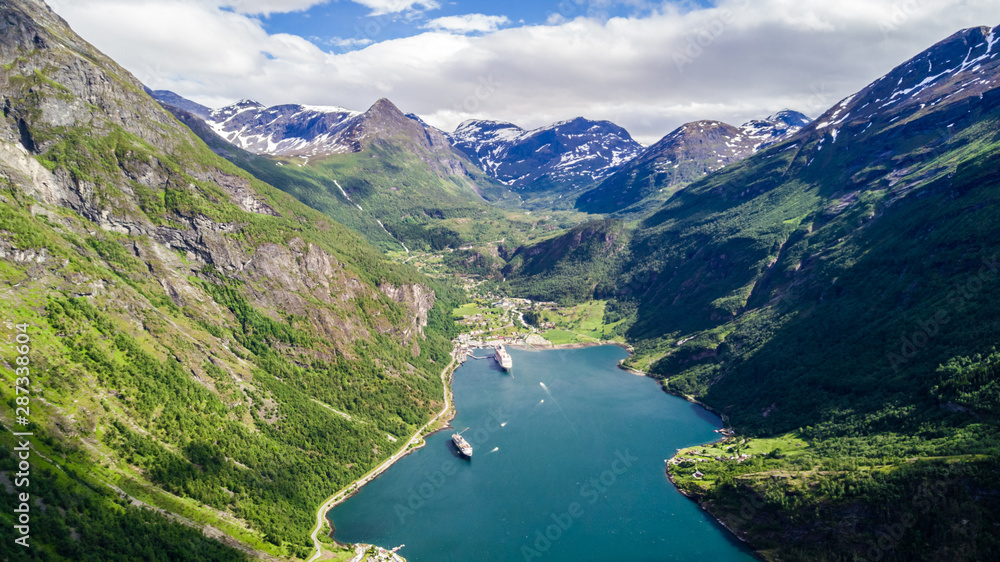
left=328, top=346, right=756, bottom=561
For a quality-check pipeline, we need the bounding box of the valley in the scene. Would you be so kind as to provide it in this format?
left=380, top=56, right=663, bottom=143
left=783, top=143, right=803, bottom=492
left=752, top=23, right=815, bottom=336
left=1, top=1, right=999, bottom=561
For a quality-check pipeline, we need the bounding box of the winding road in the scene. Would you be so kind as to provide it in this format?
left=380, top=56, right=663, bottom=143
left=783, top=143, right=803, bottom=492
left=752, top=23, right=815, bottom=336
left=307, top=350, right=458, bottom=562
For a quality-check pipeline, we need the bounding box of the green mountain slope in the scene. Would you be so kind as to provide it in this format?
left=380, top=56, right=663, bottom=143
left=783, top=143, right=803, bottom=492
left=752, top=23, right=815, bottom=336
left=162, top=105, right=403, bottom=251
left=506, top=24, right=1000, bottom=560
left=639, top=28, right=1000, bottom=560
left=0, top=2, right=460, bottom=559
left=575, top=120, right=757, bottom=215
left=177, top=93, right=529, bottom=253
left=161, top=95, right=598, bottom=281
left=501, top=219, right=631, bottom=305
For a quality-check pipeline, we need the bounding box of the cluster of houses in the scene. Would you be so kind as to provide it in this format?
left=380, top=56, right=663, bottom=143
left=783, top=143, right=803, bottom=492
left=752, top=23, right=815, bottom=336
left=358, top=545, right=406, bottom=562
left=668, top=430, right=755, bottom=479
left=667, top=455, right=711, bottom=465
left=458, top=312, right=490, bottom=328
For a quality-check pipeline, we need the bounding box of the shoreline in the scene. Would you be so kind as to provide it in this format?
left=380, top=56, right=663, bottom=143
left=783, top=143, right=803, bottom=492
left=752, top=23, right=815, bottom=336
left=664, top=465, right=762, bottom=559
left=306, top=349, right=461, bottom=562
left=311, top=339, right=758, bottom=561
left=563, top=340, right=756, bottom=558
left=658, top=390, right=759, bottom=558
left=508, top=339, right=633, bottom=352
left=310, top=340, right=624, bottom=558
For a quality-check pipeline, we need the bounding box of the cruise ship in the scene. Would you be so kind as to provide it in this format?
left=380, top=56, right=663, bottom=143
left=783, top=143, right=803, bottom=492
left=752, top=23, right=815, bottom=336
left=494, top=344, right=513, bottom=371
left=452, top=428, right=473, bottom=457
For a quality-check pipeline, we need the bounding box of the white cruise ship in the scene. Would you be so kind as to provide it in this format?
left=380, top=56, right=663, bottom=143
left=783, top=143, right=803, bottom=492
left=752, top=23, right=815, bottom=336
left=494, top=344, right=513, bottom=371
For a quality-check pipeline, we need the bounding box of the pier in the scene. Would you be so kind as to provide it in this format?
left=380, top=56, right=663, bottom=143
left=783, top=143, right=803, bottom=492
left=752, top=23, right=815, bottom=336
left=454, top=337, right=516, bottom=369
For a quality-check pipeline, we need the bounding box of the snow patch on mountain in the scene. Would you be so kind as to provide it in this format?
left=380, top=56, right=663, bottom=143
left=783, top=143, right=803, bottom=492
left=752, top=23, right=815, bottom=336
left=205, top=101, right=362, bottom=158
left=739, top=110, right=813, bottom=150
left=448, top=117, right=643, bottom=191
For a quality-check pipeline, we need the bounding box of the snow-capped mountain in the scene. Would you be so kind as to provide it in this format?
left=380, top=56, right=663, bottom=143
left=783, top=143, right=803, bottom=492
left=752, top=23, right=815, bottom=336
left=449, top=117, right=643, bottom=192
left=800, top=24, right=999, bottom=141
left=449, top=120, right=526, bottom=175
left=576, top=111, right=812, bottom=213
left=205, top=100, right=361, bottom=157
left=740, top=109, right=812, bottom=150
left=194, top=97, right=473, bottom=177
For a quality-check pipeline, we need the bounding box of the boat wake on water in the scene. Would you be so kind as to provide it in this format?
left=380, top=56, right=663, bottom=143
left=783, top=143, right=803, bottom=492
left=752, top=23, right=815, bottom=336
left=539, top=382, right=577, bottom=434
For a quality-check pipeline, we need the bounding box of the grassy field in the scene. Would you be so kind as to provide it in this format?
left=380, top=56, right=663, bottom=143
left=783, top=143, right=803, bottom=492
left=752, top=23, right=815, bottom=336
left=452, top=302, right=487, bottom=317
left=539, top=329, right=596, bottom=345
left=537, top=300, right=626, bottom=344
left=671, top=433, right=811, bottom=491
left=676, top=433, right=809, bottom=461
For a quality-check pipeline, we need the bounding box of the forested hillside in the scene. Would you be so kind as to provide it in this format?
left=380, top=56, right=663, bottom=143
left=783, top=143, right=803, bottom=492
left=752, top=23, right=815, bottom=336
left=505, top=24, right=1000, bottom=560
left=3, top=0, right=999, bottom=559
left=0, top=2, right=461, bottom=559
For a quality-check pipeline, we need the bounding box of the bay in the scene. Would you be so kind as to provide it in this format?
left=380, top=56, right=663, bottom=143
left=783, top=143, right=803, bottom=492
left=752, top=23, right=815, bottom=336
left=328, top=345, right=757, bottom=561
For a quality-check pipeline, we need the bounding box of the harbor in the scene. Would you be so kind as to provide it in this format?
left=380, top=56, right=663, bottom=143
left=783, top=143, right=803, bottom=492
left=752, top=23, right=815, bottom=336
left=454, top=334, right=529, bottom=366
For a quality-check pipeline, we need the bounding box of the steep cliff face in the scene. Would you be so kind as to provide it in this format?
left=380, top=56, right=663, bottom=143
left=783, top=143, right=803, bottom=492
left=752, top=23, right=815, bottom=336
left=0, top=1, right=452, bottom=559
left=379, top=282, right=436, bottom=339
left=0, top=0, right=421, bottom=349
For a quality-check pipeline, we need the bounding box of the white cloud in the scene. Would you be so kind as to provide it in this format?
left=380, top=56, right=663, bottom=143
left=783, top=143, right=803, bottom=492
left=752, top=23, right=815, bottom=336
left=351, top=0, right=440, bottom=16
left=220, top=0, right=329, bottom=15
left=325, top=36, right=375, bottom=49
left=52, top=0, right=1000, bottom=145
left=546, top=13, right=567, bottom=25
left=423, top=14, right=511, bottom=34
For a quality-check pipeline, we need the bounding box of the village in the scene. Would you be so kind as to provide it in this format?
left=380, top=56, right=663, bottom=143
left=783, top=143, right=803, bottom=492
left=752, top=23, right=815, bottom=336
left=450, top=281, right=629, bottom=353
left=668, top=431, right=809, bottom=481
left=353, top=544, right=406, bottom=562
left=666, top=430, right=760, bottom=479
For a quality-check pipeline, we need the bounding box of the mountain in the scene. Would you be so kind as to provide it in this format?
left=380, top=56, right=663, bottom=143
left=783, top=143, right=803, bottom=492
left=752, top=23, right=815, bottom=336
left=155, top=91, right=542, bottom=253
left=203, top=97, right=475, bottom=177
left=739, top=109, right=812, bottom=150
left=204, top=100, right=368, bottom=157
left=205, top=99, right=359, bottom=157
left=146, top=88, right=212, bottom=119
left=449, top=116, right=643, bottom=193
left=8, top=0, right=1000, bottom=559
left=502, top=219, right=631, bottom=304
left=203, top=97, right=739, bottom=210
left=509, top=24, right=1000, bottom=560
left=0, top=2, right=461, bottom=560
left=576, top=110, right=811, bottom=214
left=155, top=100, right=407, bottom=251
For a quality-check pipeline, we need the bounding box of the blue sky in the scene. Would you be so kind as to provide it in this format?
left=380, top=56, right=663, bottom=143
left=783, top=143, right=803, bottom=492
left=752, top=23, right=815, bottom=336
left=260, top=1, right=690, bottom=53
left=55, top=0, right=999, bottom=144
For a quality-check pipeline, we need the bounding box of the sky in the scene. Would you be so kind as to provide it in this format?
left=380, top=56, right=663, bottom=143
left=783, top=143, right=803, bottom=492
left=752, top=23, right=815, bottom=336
left=52, top=0, right=998, bottom=145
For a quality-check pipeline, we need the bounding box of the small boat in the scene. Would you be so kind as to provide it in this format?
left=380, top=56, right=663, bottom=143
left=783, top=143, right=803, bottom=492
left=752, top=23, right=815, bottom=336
left=452, top=427, right=473, bottom=457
